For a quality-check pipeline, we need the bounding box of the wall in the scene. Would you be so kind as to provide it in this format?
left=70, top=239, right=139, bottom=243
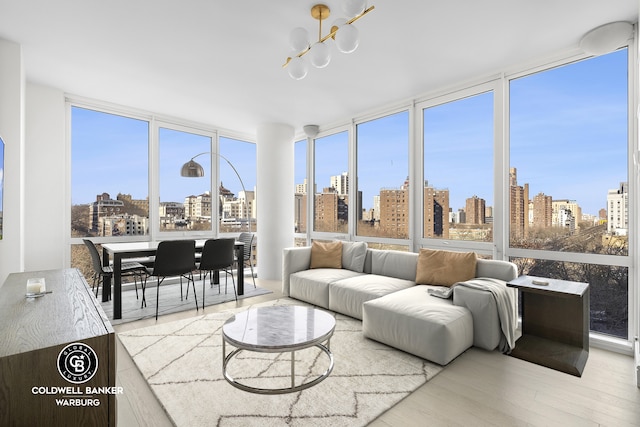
left=24, top=83, right=66, bottom=271
left=0, top=38, right=25, bottom=284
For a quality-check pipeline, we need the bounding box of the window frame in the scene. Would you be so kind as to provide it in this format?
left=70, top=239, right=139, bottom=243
left=504, top=47, right=635, bottom=347
left=416, top=81, right=500, bottom=257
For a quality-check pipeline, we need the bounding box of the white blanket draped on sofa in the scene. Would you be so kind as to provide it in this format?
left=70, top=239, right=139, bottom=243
left=429, top=277, right=516, bottom=353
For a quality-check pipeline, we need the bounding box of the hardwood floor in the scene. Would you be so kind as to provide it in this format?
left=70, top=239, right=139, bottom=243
left=114, top=278, right=640, bottom=427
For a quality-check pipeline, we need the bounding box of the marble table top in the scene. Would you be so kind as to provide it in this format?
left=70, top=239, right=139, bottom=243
left=222, top=305, right=336, bottom=352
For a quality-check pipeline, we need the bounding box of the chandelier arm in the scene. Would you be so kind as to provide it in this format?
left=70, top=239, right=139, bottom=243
left=282, top=5, right=375, bottom=68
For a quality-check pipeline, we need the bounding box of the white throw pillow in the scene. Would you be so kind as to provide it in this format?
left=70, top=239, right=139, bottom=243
left=341, top=241, right=368, bottom=273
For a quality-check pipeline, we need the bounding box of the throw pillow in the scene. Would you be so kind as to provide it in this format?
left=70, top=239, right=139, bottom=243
left=310, top=241, right=343, bottom=269
left=341, top=241, right=368, bottom=272
left=415, top=248, right=477, bottom=287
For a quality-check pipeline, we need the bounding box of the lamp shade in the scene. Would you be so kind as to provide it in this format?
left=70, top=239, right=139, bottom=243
left=180, top=159, right=205, bottom=177
left=309, top=42, right=331, bottom=68
left=288, top=56, right=308, bottom=80
left=343, top=0, right=367, bottom=18
left=335, top=24, right=359, bottom=53
left=580, top=21, right=633, bottom=55
left=289, top=27, right=310, bottom=52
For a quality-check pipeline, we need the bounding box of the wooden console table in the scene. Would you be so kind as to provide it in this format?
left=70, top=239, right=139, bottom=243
left=0, top=269, right=117, bottom=426
left=507, top=275, right=589, bottom=377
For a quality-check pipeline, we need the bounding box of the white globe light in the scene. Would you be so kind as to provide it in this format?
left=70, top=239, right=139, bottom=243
left=287, top=56, right=308, bottom=80
left=289, top=27, right=310, bottom=52
left=343, top=0, right=367, bottom=18
left=309, top=42, right=331, bottom=68
left=335, top=24, right=359, bottom=53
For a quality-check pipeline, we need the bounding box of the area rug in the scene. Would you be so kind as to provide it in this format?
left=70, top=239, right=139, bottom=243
left=118, top=298, right=443, bottom=426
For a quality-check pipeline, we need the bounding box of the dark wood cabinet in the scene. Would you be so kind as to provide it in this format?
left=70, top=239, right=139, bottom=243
left=507, top=275, right=589, bottom=377
left=0, top=269, right=116, bottom=426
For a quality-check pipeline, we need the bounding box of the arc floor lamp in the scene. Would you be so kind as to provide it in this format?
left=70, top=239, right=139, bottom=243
left=180, top=152, right=251, bottom=232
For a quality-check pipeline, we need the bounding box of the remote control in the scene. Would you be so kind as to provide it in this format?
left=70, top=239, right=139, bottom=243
left=531, top=279, right=549, bottom=286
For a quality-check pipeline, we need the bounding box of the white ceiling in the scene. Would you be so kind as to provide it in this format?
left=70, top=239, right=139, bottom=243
left=0, top=1, right=637, bottom=136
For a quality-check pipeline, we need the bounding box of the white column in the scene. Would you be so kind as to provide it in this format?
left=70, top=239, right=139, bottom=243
left=0, top=38, right=25, bottom=283
left=256, top=123, right=294, bottom=281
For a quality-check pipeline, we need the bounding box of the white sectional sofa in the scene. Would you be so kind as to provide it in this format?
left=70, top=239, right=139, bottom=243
left=282, top=242, right=518, bottom=365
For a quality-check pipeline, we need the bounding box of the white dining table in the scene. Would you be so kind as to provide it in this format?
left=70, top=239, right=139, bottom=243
left=101, top=239, right=244, bottom=320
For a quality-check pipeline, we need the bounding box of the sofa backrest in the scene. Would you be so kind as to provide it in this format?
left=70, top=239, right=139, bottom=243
left=364, top=249, right=418, bottom=281
left=363, top=248, right=518, bottom=283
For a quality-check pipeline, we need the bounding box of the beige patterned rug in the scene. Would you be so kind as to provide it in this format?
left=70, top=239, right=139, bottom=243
left=118, top=298, right=443, bottom=426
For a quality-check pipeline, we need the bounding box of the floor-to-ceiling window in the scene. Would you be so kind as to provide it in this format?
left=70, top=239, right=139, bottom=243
left=219, top=136, right=257, bottom=233
left=70, top=106, right=150, bottom=278
left=508, top=48, right=630, bottom=339
left=158, top=125, right=213, bottom=232
left=356, top=110, right=410, bottom=247
left=294, top=138, right=308, bottom=245
left=420, top=88, right=495, bottom=249
left=313, top=130, right=349, bottom=235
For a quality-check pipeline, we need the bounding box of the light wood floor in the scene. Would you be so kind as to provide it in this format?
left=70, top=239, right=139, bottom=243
left=114, top=278, right=640, bottom=427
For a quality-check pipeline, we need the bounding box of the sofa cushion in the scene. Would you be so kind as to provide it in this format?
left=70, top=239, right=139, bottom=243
left=289, top=268, right=364, bottom=308
left=369, top=249, right=418, bottom=281
left=328, top=274, right=415, bottom=320
left=362, top=285, right=473, bottom=365
left=341, top=241, right=368, bottom=273
left=310, top=241, right=342, bottom=269
left=416, top=248, right=476, bottom=287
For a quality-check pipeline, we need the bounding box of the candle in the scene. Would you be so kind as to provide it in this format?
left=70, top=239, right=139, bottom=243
left=26, top=278, right=46, bottom=294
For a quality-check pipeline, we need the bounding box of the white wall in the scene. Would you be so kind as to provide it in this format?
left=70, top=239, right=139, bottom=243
left=0, top=38, right=25, bottom=284
left=24, top=83, right=66, bottom=271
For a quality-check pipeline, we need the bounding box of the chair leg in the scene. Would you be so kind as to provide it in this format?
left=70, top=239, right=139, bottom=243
left=155, top=277, right=164, bottom=321
left=187, top=273, right=198, bottom=312
left=92, top=274, right=99, bottom=298
left=249, top=261, right=256, bottom=288
left=140, top=274, right=147, bottom=308
left=229, top=268, right=237, bottom=301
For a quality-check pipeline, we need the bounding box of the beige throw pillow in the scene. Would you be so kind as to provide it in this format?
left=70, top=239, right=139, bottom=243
left=310, top=241, right=343, bottom=269
left=416, top=248, right=477, bottom=287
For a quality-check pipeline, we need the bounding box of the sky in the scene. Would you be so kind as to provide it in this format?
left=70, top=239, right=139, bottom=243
left=71, top=108, right=256, bottom=205
left=304, top=48, right=628, bottom=217
left=73, top=48, right=627, bottom=218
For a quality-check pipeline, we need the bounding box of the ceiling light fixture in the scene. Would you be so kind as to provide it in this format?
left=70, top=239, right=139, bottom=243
left=580, top=21, right=633, bottom=56
left=283, top=1, right=375, bottom=80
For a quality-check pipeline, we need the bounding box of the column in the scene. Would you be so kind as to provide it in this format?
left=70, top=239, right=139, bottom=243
left=256, top=123, right=294, bottom=280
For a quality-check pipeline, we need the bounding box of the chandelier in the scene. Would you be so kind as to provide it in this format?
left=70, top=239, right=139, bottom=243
left=283, top=1, right=375, bottom=80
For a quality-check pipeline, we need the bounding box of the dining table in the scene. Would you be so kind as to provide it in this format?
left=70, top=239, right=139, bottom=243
left=101, top=239, right=244, bottom=320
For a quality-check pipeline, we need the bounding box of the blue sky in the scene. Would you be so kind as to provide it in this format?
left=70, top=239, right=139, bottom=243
left=71, top=109, right=256, bottom=204
left=305, top=48, right=628, bottom=217
left=73, top=48, right=627, bottom=218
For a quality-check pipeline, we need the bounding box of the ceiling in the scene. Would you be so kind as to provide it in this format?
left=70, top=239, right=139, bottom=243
left=0, top=1, right=637, bottom=137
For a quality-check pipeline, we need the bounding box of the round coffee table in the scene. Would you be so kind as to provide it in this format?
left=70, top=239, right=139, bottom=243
left=222, top=305, right=335, bottom=394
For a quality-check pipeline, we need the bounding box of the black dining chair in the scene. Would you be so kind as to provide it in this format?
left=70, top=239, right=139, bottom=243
left=142, top=239, right=197, bottom=320
left=83, top=239, right=147, bottom=300
left=197, top=238, right=237, bottom=309
left=238, top=232, right=256, bottom=288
